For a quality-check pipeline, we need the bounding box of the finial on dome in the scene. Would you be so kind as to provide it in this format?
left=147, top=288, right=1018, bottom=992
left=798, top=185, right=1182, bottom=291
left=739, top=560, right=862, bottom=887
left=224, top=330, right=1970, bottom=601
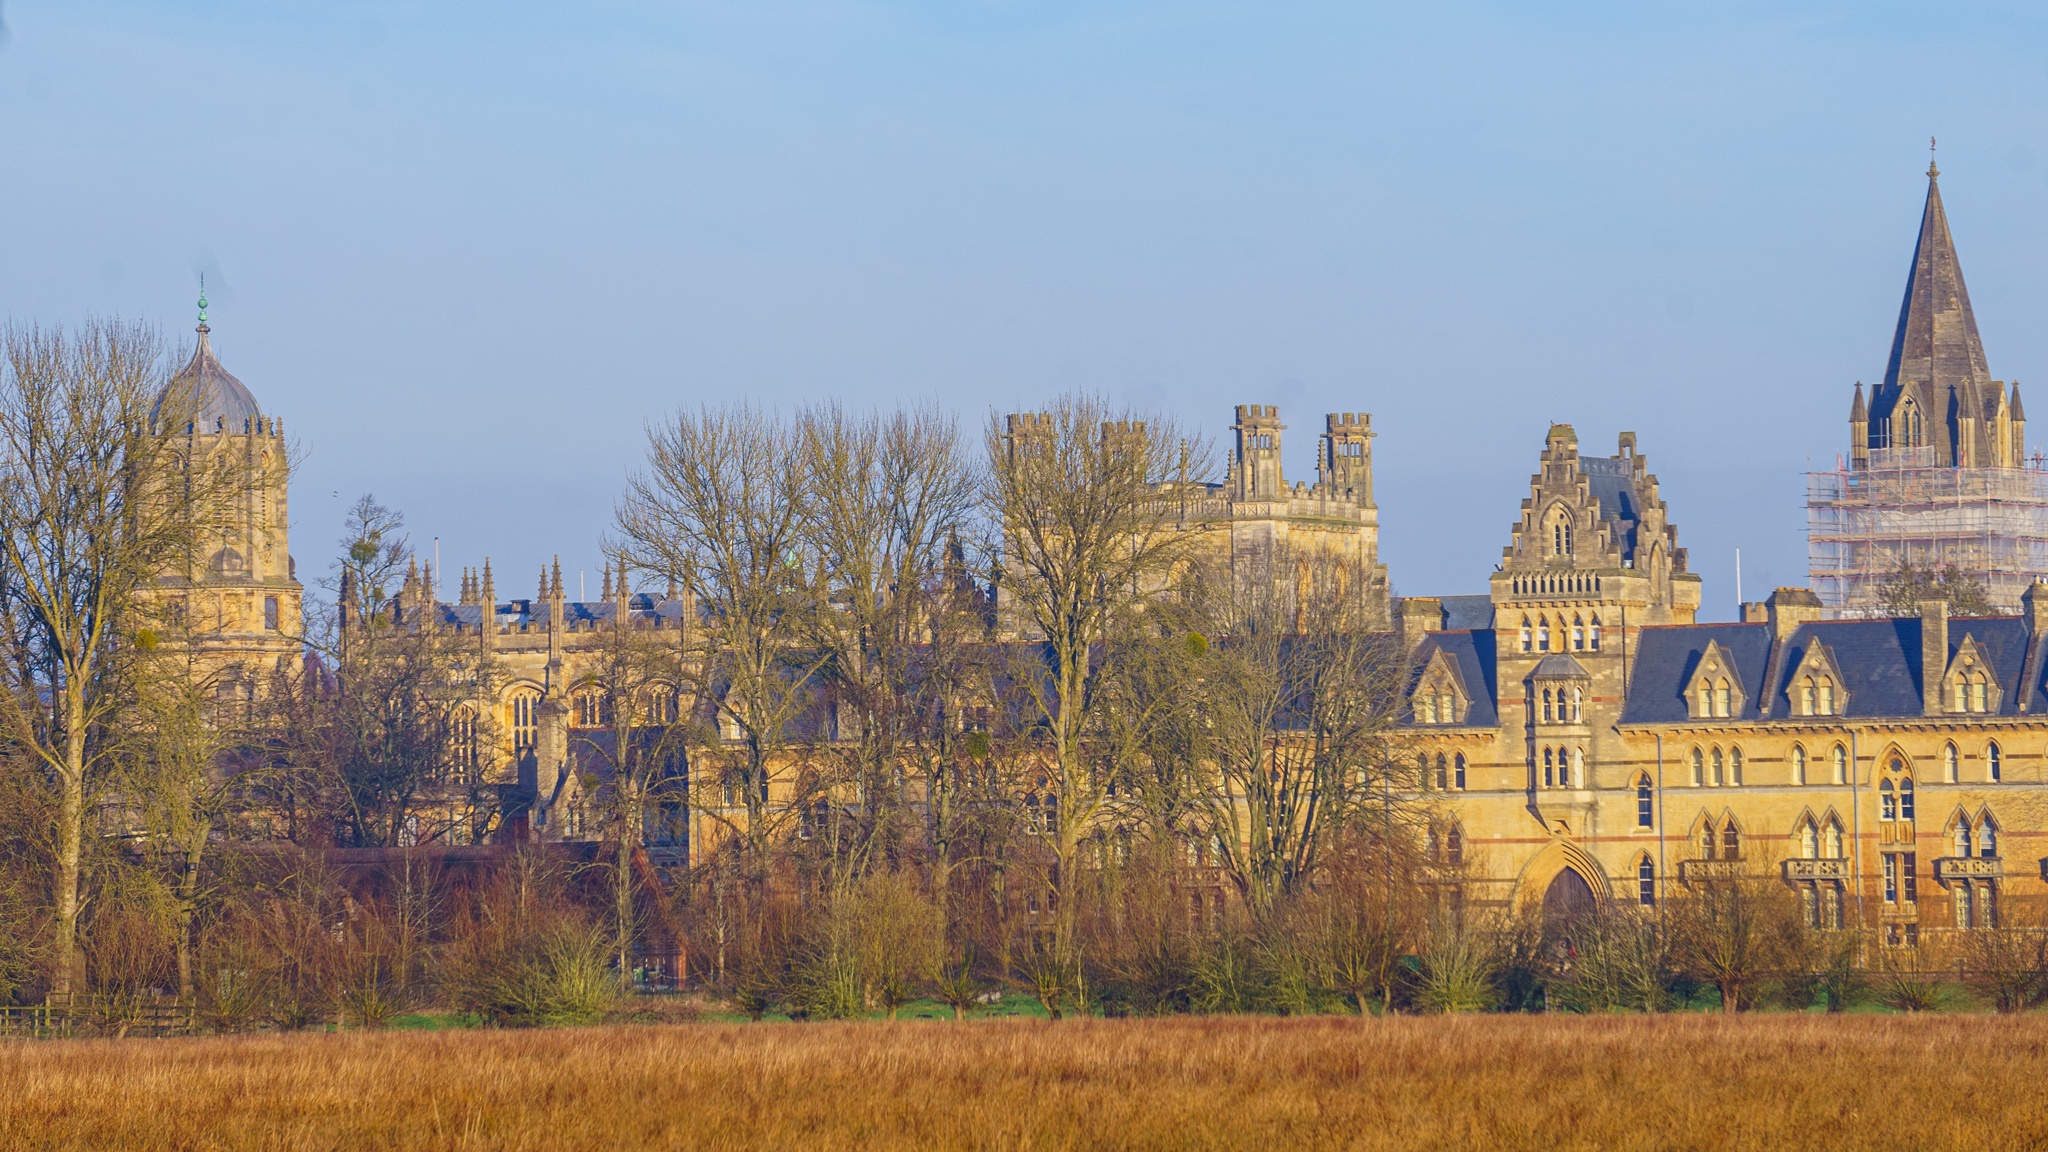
left=197, top=275, right=209, bottom=326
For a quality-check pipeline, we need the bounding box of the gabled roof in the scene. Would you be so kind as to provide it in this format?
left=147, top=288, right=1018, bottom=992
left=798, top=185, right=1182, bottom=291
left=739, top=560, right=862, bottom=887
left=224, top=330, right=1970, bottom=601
left=1406, top=631, right=1498, bottom=728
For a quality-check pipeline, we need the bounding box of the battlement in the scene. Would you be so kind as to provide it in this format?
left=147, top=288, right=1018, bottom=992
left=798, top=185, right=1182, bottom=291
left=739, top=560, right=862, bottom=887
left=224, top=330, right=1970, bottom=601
left=1325, top=412, right=1371, bottom=436
left=1234, top=404, right=1282, bottom=427
left=1005, top=412, right=1053, bottom=435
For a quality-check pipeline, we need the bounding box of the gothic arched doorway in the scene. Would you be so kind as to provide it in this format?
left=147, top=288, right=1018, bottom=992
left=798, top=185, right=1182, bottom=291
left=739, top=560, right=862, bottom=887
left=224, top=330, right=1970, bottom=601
left=1542, top=866, right=1597, bottom=928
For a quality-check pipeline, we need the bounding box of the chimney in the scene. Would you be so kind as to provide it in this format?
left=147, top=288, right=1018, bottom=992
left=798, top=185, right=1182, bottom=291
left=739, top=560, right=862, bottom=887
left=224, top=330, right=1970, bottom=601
left=1921, top=599, right=1950, bottom=716
left=1399, top=596, right=1443, bottom=651
left=1765, top=587, right=1823, bottom=644
left=2026, top=581, right=2048, bottom=638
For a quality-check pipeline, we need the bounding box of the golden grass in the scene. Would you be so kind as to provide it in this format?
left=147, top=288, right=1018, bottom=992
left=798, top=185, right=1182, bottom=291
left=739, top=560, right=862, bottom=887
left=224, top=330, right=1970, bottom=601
left=6, top=1013, right=2048, bottom=1151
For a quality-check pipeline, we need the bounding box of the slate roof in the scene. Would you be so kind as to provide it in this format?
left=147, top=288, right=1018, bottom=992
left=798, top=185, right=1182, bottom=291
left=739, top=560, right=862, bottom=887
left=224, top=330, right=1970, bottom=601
left=1408, top=630, right=1499, bottom=728
left=1621, top=615, right=2047, bottom=724
left=1530, top=653, right=1591, bottom=679
left=1439, top=595, right=1495, bottom=631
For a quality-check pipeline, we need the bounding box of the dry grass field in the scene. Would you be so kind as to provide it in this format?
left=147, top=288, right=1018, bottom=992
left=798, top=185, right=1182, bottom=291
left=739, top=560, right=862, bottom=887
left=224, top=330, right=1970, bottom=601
left=5, top=1013, right=2048, bottom=1151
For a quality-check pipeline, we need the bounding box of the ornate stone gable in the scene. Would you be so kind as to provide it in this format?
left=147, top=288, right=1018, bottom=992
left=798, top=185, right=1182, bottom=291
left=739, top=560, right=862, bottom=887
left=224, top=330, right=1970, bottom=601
left=1785, top=639, right=1848, bottom=718
left=1682, top=639, right=1746, bottom=720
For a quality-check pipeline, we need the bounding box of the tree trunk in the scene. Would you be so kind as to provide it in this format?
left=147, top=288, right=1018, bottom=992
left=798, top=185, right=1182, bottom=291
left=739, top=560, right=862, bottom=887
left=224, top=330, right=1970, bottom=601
left=51, top=692, right=87, bottom=1004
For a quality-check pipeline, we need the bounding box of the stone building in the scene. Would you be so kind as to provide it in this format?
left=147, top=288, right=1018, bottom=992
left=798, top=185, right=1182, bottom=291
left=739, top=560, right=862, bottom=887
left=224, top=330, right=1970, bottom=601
left=1407, top=424, right=2048, bottom=937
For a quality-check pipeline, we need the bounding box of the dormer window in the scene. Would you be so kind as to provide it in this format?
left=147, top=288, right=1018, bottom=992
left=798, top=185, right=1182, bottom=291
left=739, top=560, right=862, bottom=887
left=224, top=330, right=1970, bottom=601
left=1941, top=641, right=2001, bottom=715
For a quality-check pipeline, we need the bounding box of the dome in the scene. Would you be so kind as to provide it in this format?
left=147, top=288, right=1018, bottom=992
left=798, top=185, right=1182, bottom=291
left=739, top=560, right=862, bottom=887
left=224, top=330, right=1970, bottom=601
left=159, top=322, right=262, bottom=432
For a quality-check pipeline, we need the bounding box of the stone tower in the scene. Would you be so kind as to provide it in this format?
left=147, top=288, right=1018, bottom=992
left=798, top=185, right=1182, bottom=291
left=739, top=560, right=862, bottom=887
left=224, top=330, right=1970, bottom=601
left=1855, top=161, right=2025, bottom=469
left=157, top=291, right=302, bottom=693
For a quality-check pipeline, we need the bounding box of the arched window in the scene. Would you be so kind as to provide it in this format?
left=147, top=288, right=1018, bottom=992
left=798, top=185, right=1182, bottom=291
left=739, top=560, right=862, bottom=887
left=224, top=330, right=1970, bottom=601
left=1955, top=818, right=1973, bottom=859
left=1819, top=679, right=1836, bottom=715
left=1569, top=746, right=1584, bottom=788
left=1543, top=747, right=1555, bottom=788
left=1438, top=690, right=1454, bottom=722
left=1824, top=821, right=1844, bottom=859
left=1730, top=747, right=1744, bottom=786
left=1637, top=856, right=1656, bottom=906
left=1697, top=684, right=1713, bottom=718
left=1801, top=677, right=1816, bottom=715
left=1700, top=819, right=1717, bottom=859
left=1988, top=741, right=2002, bottom=782
left=1434, top=754, right=1449, bottom=791
left=1572, top=616, right=1585, bottom=651
left=1715, top=680, right=1732, bottom=718
left=1636, top=775, right=1654, bottom=828
left=1570, top=687, right=1583, bottom=722
left=1711, top=747, right=1725, bottom=787
left=1900, top=777, right=1915, bottom=821
left=1879, top=779, right=1897, bottom=821
left=1722, top=821, right=1741, bottom=859
left=1690, top=747, right=1704, bottom=787
left=1972, top=673, right=1989, bottom=713
left=452, top=705, right=479, bottom=779
left=1446, top=824, right=1464, bottom=865
left=1944, top=743, right=1959, bottom=783
left=1956, top=882, right=1975, bottom=930
left=1453, top=753, right=1466, bottom=790
left=510, top=689, right=540, bottom=754
left=1832, top=745, right=1848, bottom=785
left=1981, top=816, right=1999, bottom=857
left=1538, top=616, right=1551, bottom=652
left=1799, top=820, right=1818, bottom=859
left=1792, top=745, right=1808, bottom=786
left=1519, top=617, right=1533, bottom=652
left=1589, top=615, right=1601, bottom=650
left=1542, top=688, right=1554, bottom=722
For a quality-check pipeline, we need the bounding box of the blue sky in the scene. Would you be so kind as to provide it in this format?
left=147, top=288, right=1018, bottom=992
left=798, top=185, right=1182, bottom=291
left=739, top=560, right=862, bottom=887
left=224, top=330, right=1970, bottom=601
left=5, top=2, right=2048, bottom=613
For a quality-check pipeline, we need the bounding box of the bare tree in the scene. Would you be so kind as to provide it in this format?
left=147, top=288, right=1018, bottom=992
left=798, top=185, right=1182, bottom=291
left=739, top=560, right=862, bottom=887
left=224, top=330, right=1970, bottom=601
left=983, top=396, right=1202, bottom=984
left=1666, top=878, right=1805, bottom=1012
left=568, top=558, right=694, bottom=990
left=617, top=405, right=823, bottom=877
left=794, top=403, right=977, bottom=888
left=1194, top=548, right=1409, bottom=921
left=0, top=320, right=248, bottom=1001
left=276, top=497, right=494, bottom=848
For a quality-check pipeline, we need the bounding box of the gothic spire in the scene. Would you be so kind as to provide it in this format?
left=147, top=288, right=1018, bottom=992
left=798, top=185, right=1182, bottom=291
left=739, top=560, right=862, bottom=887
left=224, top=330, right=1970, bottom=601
left=1879, top=162, right=1993, bottom=427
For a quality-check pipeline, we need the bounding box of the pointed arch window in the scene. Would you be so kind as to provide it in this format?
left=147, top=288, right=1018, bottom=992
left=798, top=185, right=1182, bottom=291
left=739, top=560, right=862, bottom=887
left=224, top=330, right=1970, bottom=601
left=1831, top=744, right=1848, bottom=785
left=1542, top=688, right=1554, bottom=722
left=1721, top=820, right=1742, bottom=860
left=1569, top=746, right=1584, bottom=788
left=1880, top=779, right=1897, bottom=821
left=1801, top=677, right=1816, bottom=715
left=1944, top=742, right=1959, bottom=783
left=1900, top=777, right=1916, bottom=821
left=1819, top=678, right=1836, bottom=715
left=1588, top=615, right=1601, bottom=650
left=1711, top=747, right=1725, bottom=787
left=1700, top=819, right=1717, bottom=860
left=1453, top=753, right=1467, bottom=791
left=1637, top=856, right=1656, bottom=906
left=1570, top=687, right=1583, bottom=722
left=1791, top=745, right=1808, bottom=786
left=1730, top=747, right=1744, bottom=786
left=1635, top=774, right=1654, bottom=828
left=1954, top=816, right=1973, bottom=859
left=1542, top=747, right=1554, bottom=789
left=1980, top=814, right=1999, bottom=858
left=1538, top=615, right=1551, bottom=652
left=1988, top=741, right=2002, bottom=782
left=1690, top=747, right=1704, bottom=787
left=1446, top=823, right=1464, bottom=866
left=1519, top=617, right=1533, bottom=653
left=1799, top=820, right=1819, bottom=859
left=1572, top=615, right=1585, bottom=651
left=1823, top=820, right=1844, bottom=859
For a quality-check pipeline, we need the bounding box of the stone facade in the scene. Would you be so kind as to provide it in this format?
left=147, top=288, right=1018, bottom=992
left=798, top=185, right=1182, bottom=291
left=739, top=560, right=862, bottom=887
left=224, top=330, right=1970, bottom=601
left=1405, top=423, right=2048, bottom=935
